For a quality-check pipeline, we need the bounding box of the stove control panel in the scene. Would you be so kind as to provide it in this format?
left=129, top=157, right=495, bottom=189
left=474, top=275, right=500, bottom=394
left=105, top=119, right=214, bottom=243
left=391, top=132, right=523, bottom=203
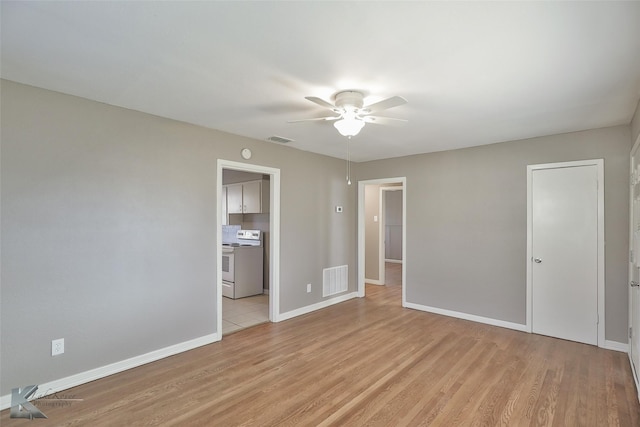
left=236, top=229, right=261, bottom=241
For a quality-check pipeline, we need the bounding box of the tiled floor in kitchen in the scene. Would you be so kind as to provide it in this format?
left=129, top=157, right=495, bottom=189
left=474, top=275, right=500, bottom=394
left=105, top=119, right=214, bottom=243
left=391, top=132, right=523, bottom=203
left=222, top=293, right=269, bottom=334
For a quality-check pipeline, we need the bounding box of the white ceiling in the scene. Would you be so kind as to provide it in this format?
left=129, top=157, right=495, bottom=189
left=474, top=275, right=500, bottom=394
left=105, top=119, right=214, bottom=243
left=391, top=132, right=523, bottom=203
left=2, top=1, right=640, bottom=162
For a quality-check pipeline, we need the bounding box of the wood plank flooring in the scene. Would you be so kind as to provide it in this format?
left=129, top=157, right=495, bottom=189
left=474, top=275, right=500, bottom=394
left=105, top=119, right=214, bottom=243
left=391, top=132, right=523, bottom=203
left=385, top=261, right=402, bottom=286
left=2, top=284, right=639, bottom=426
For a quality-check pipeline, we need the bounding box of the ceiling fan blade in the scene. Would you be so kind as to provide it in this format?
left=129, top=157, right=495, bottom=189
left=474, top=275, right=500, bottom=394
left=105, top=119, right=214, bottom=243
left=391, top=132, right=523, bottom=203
left=361, top=115, right=407, bottom=126
left=362, top=96, right=407, bottom=113
left=305, top=96, right=338, bottom=111
left=288, top=116, right=340, bottom=123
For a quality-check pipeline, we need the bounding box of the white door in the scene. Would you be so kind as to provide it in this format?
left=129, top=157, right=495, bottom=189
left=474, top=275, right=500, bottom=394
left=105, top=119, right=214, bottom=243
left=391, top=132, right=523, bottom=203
left=630, top=141, right=640, bottom=384
left=531, top=163, right=599, bottom=345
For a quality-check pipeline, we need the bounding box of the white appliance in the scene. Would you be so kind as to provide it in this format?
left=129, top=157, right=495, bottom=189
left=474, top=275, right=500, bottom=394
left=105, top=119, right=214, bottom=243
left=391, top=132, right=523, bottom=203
left=222, top=229, right=264, bottom=299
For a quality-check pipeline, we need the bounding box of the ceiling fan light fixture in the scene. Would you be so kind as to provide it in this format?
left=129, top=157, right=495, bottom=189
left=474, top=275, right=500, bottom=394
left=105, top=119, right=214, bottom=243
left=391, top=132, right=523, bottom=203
left=294, top=90, right=407, bottom=139
left=334, top=118, right=365, bottom=137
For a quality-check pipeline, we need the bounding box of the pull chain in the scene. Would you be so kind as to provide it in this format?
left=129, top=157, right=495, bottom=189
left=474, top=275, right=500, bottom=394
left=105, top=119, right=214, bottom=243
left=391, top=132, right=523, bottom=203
left=346, top=136, right=352, bottom=185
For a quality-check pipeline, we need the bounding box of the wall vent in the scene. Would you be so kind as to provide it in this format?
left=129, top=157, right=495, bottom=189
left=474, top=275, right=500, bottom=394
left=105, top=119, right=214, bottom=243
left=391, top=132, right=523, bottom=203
left=323, top=265, right=348, bottom=297
left=266, top=135, right=293, bottom=144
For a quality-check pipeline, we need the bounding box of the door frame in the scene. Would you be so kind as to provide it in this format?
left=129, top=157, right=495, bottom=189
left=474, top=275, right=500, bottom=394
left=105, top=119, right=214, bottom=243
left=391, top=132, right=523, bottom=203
left=379, top=186, right=404, bottom=283
left=358, top=177, right=407, bottom=307
left=216, top=159, right=281, bottom=339
left=629, top=133, right=640, bottom=397
left=526, top=159, right=605, bottom=347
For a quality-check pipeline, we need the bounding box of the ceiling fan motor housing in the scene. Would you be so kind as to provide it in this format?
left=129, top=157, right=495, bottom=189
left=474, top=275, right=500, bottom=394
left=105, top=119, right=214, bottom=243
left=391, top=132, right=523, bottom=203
left=334, top=91, right=364, bottom=112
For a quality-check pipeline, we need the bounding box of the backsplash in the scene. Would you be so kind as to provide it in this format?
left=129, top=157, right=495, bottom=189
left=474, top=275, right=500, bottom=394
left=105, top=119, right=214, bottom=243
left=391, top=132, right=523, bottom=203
left=222, top=225, right=241, bottom=244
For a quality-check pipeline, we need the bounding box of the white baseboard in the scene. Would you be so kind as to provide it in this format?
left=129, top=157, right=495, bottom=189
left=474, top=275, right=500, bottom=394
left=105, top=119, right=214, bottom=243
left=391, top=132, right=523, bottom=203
left=603, top=340, right=628, bottom=353
left=404, top=302, right=528, bottom=332
left=405, top=302, right=631, bottom=353
left=263, top=288, right=269, bottom=295
left=365, top=278, right=383, bottom=285
left=384, top=259, right=403, bottom=264
left=0, top=332, right=219, bottom=411
left=278, top=292, right=358, bottom=322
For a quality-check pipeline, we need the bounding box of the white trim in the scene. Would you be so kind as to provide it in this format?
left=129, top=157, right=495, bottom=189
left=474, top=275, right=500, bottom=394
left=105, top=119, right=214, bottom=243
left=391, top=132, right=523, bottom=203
left=629, top=352, right=640, bottom=403
left=278, top=292, right=359, bottom=322
left=365, top=278, right=384, bottom=285
left=404, top=302, right=528, bottom=332
left=603, top=340, right=629, bottom=353
left=385, top=259, right=403, bottom=264
left=526, top=159, right=605, bottom=348
left=0, top=333, right=218, bottom=411
left=358, top=178, right=407, bottom=306
left=629, top=133, right=640, bottom=402
left=217, top=160, right=282, bottom=332
left=263, top=288, right=270, bottom=295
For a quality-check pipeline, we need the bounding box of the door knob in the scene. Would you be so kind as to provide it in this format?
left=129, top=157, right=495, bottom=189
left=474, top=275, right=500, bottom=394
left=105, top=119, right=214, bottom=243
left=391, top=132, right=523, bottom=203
left=534, top=258, right=542, bottom=263
left=631, top=281, right=640, bottom=287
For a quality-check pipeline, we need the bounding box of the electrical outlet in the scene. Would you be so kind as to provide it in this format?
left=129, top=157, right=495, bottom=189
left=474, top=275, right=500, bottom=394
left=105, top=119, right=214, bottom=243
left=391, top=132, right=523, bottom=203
left=307, top=283, right=311, bottom=293
left=52, top=338, right=64, bottom=356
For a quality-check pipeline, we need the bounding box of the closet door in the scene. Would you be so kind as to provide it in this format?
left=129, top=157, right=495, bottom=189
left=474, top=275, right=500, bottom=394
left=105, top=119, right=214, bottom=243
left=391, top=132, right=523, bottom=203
left=530, top=162, right=600, bottom=345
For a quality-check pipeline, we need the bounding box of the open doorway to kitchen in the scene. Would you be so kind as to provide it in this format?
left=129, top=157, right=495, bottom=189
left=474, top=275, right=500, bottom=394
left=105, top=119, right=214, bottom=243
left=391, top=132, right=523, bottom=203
left=358, top=177, right=406, bottom=306
left=217, top=159, right=280, bottom=338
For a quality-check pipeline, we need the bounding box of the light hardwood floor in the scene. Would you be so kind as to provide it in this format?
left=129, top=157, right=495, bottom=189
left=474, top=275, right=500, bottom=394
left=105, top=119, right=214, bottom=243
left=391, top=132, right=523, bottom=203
left=385, top=261, right=402, bottom=286
left=2, top=284, right=639, bottom=426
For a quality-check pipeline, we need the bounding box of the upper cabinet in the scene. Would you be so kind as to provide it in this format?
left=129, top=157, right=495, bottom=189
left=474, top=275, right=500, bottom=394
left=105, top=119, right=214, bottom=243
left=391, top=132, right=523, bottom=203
left=226, top=183, right=243, bottom=214
left=225, top=180, right=269, bottom=214
left=242, top=180, right=263, bottom=213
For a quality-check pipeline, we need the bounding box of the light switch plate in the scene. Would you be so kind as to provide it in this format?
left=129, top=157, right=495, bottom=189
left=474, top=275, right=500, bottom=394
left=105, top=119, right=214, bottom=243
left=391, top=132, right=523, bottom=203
left=335, top=206, right=343, bottom=213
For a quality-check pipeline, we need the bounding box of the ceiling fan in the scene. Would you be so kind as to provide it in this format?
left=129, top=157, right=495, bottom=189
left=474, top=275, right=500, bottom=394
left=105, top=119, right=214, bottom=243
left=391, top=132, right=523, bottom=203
left=289, top=90, right=407, bottom=138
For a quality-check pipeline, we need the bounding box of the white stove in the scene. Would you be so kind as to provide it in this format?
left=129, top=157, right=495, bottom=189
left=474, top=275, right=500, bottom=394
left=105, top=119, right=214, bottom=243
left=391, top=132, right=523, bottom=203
left=221, top=229, right=263, bottom=299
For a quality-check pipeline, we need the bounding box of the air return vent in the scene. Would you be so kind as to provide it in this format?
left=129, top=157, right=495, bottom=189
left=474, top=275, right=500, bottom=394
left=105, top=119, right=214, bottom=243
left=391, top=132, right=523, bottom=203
left=266, top=135, right=293, bottom=144
left=323, top=265, right=348, bottom=297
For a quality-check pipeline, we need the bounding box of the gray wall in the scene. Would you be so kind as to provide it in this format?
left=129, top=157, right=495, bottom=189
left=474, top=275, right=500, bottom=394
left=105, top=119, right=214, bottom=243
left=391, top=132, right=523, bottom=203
left=632, top=98, right=640, bottom=145
left=0, top=80, right=356, bottom=395
left=356, top=125, right=631, bottom=343
left=384, top=190, right=403, bottom=260
left=364, top=184, right=380, bottom=281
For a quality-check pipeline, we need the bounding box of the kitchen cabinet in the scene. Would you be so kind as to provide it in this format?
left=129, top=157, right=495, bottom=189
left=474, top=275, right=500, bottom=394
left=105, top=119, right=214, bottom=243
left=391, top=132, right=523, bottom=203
left=225, top=180, right=269, bottom=214
left=227, top=183, right=243, bottom=214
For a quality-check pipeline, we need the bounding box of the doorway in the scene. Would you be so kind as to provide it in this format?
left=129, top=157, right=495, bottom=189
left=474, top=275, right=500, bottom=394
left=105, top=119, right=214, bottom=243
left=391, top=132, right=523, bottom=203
left=217, top=159, right=281, bottom=339
left=526, top=159, right=604, bottom=347
left=358, top=177, right=407, bottom=306
left=381, top=186, right=403, bottom=286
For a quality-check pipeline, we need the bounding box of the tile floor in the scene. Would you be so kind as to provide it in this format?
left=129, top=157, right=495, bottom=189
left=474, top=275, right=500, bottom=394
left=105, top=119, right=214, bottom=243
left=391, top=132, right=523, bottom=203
left=222, top=293, right=269, bottom=334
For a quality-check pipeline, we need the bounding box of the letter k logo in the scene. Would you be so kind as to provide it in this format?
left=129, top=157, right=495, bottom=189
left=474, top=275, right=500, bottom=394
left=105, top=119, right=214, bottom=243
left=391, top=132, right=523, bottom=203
left=10, top=385, right=47, bottom=419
